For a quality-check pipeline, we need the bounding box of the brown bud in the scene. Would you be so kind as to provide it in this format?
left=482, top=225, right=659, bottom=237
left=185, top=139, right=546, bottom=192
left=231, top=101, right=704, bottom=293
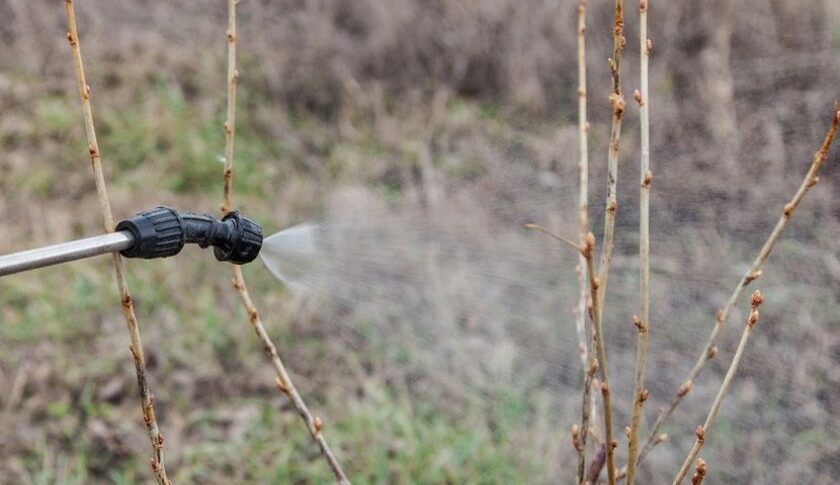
left=654, top=433, right=668, bottom=444
left=314, top=416, right=323, bottom=433
left=642, top=170, right=653, bottom=188
left=715, top=309, right=725, bottom=323
left=601, top=382, right=610, bottom=396
left=634, top=89, right=642, bottom=105
left=750, top=290, right=764, bottom=308
left=633, top=315, right=643, bottom=331
left=587, top=359, right=599, bottom=377
left=572, top=424, right=582, bottom=450
left=640, top=389, right=649, bottom=402
left=783, top=202, right=794, bottom=218
left=609, top=93, right=626, bottom=113
left=807, top=176, right=819, bottom=188
left=695, top=425, right=705, bottom=443
left=583, top=232, right=596, bottom=258
left=706, top=345, right=718, bottom=360
left=610, top=439, right=618, bottom=450
left=692, top=458, right=708, bottom=485
left=640, top=0, right=648, bottom=11
left=646, top=39, right=653, bottom=54
left=625, top=426, right=631, bottom=438
left=744, top=269, right=762, bottom=284
left=747, top=309, right=759, bottom=327
left=678, top=380, right=693, bottom=397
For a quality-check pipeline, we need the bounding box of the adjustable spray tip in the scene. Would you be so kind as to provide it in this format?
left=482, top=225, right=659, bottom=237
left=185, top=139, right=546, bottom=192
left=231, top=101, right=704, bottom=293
left=116, top=206, right=263, bottom=264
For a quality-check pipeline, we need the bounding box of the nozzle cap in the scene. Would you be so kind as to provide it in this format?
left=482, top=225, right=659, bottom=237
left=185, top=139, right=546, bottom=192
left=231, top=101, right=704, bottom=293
left=214, top=211, right=263, bottom=264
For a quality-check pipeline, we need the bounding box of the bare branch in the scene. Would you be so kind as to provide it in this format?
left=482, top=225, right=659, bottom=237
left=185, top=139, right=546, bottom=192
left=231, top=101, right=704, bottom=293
left=524, top=223, right=583, bottom=253
left=594, top=1, right=625, bottom=482
left=64, top=3, right=172, bottom=483
left=671, top=291, right=765, bottom=485
left=574, top=2, right=594, bottom=482
left=639, top=107, right=840, bottom=463
left=218, top=2, right=350, bottom=483
left=625, top=1, right=651, bottom=483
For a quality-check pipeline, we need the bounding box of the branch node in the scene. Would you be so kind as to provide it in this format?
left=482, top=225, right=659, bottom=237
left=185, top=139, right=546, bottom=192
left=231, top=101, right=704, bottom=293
left=706, top=345, right=718, bottom=360
left=677, top=380, right=693, bottom=398
left=695, top=425, right=705, bottom=444
left=642, top=170, right=653, bottom=188
left=691, top=458, right=708, bottom=485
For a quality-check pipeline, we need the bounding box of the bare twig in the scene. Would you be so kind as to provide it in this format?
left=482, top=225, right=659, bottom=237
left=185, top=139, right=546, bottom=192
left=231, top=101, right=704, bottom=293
left=577, top=232, right=617, bottom=485
left=218, top=2, right=350, bottom=483
left=64, top=3, right=171, bottom=484
left=579, top=233, right=599, bottom=485
left=585, top=441, right=607, bottom=485
left=691, top=458, right=707, bottom=485
left=671, top=291, right=764, bottom=485
left=574, top=2, right=595, bottom=481
left=595, top=2, right=625, bottom=482
left=625, top=2, right=652, bottom=484
left=575, top=0, right=590, bottom=368
left=596, top=0, right=626, bottom=307
left=523, top=223, right=582, bottom=252
left=232, top=270, right=350, bottom=484
left=639, top=107, right=840, bottom=463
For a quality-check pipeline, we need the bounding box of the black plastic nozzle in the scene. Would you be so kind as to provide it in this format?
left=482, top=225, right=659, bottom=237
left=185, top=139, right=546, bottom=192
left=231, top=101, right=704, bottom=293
left=115, top=206, right=263, bottom=264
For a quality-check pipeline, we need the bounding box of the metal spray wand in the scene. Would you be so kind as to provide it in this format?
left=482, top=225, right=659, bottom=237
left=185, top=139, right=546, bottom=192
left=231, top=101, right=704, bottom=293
left=0, top=206, right=263, bottom=277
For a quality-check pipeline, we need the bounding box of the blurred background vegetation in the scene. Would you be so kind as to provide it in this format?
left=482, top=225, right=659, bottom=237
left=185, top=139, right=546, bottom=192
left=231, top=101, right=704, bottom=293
left=0, top=1, right=839, bottom=483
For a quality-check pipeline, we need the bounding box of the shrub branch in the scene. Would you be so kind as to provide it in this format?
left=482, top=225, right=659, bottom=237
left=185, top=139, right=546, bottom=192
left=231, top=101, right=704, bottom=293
left=218, top=1, right=350, bottom=483
left=64, top=2, right=171, bottom=483
left=638, top=106, right=840, bottom=463
left=574, top=2, right=595, bottom=482
left=594, top=1, right=626, bottom=483
left=671, top=291, right=765, bottom=485
left=625, top=1, right=652, bottom=483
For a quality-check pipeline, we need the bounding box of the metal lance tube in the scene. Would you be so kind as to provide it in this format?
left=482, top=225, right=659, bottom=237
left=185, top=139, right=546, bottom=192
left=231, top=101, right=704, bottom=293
left=0, top=206, right=263, bottom=278
left=0, top=232, right=134, bottom=277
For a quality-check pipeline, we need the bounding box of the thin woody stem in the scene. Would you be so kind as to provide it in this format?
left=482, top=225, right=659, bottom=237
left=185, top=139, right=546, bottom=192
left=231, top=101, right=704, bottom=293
left=594, top=2, right=625, bottom=483
left=639, top=107, right=840, bottom=464
left=574, top=1, right=593, bottom=482
left=575, top=0, right=590, bottom=368
left=231, top=269, right=351, bottom=484
left=218, top=1, right=350, bottom=483
left=580, top=233, right=600, bottom=485
left=625, top=1, right=652, bottom=483
left=671, top=291, right=765, bottom=485
left=64, top=2, right=171, bottom=483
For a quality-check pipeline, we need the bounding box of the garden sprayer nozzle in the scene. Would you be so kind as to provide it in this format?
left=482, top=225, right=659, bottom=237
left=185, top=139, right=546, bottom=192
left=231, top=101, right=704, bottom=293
left=116, top=207, right=263, bottom=264
left=0, top=206, right=263, bottom=277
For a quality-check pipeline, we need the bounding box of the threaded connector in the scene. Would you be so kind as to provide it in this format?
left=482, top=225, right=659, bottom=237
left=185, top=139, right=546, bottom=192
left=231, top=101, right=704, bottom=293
left=116, top=207, right=184, bottom=259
